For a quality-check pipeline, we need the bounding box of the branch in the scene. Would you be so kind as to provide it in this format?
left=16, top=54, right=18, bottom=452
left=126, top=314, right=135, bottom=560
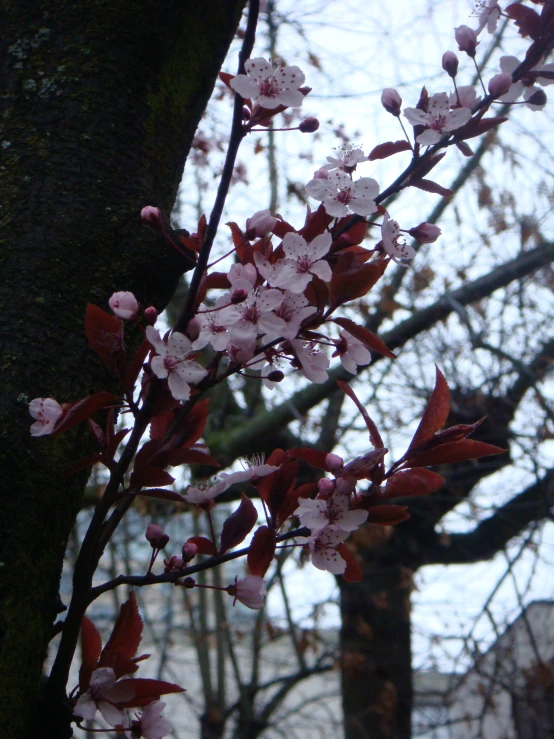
left=422, top=468, right=554, bottom=565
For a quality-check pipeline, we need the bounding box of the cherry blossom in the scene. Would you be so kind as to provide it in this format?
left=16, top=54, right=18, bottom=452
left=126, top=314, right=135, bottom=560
left=454, top=25, right=478, bottom=57
left=245, top=209, right=277, bottom=238
left=498, top=56, right=554, bottom=111
left=271, top=290, right=316, bottom=339
left=259, top=232, right=332, bottom=293
left=184, top=483, right=225, bottom=506
left=290, top=340, right=330, bottom=384
left=299, top=526, right=350, bottom=574
left=125, top=701, right=173, bottom=739
left=475, top=0, right=501, bottom=36
left=404, top=92, right=472, bottom=145
left=248, top=349, right=286, bottom=389
left=230, top=58, right=306, bottom=109
left=228, top=288, right=287, bottom=344
left=193, top=298, right=237, bottom=352
left=146, top=326, right=207, bottom=401
left=229, top=576, right=268, bottom=609
left=333, top=330, right=372, bottom=374
left=228, top=263, right=257, bottom=292
left=29, top=397, right=63, bottom=437
left=109, top=291, right=139, bottom=320
left=74, top=667, right=135, bottom=726
left=449, top=85, right=480, bottom=109
left=214, top=455, right=279, bottom=494
left=381, top=213, right=416, bottom=265
left=295, top=494, right=368, bottom=533
left=306, top=170, right=380, bottom=218
left=323, top=145, right=366, bottom=172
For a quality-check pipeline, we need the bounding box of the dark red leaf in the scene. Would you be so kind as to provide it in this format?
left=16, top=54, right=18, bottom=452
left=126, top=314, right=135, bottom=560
left=116, top=677, right=185, bottom=708
left=411, top=179, right=453, bottom=197
left=299, top=204, right=333, bottom=243
left=85, top=304, right=126, bottom=378
left=272, top=218, right=296, bottom=239
left=126, top=339, right=151, bottom=393
left=99, top=592, right=143, bottom=678
left=333, top=219, right=369, bottom=246
left=134, top=438, right=163, bottom=470
left=248, top=526, right=276, bottom=578
left=329, top=259, right=389, bottom=311
left=218, top=71, right=235, bottom=89
left=506, top=3, right=542, bottom=37
left=257, top=461, right=298, bottom=521
left=130, top=466, right=175, bottom=489
left=277, top=482, right=318, bottom=528
left=137, top=488, right=186, bottom=503
left=456, top=140, right=474, bottom=157
left=365, top=505, right=410, bottom=525
left=287, top=447, right=330, bottom=470
left=368, top=140, right=412, bottom=160
left=383, top=468, right=445, bottom=498
left=333, top=317, right=396, bottom=359
left=52, top=392, right=121, bottom=437
left=187, top=536, right=217, bottom=556
left=338, top=381, right=385, bottom=450
left=61, top=454, right=104, bottom=478
left=108, top=428, right=130, bottom=460
left=168, top=449, right=220, bottom=468
left=409, top=152, right=446, bottom=180
left=79, top=617, right=102, bottom=692
left=408, top=367, right=450, bottom=451
left=219, top=494, right=258, bottom=554
left=304, top=274, right=329, bottom=310
left=266, top=448, right=288, bottom=467
left=336, top=543, right=362, bottom=582
left=404, top=439, right=506, bottom=468
left=454, top=116, right=508, bottom=142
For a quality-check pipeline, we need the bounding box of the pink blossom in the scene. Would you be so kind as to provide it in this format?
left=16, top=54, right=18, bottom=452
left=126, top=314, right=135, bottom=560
left=228, top=289, right=287, bottom=344
left=163, top=555, right=184, bottom=572
left=230, top=58, right=306, bottom=109
left=454, top=25, right=478, bottom=57
left=498, top=56, right=554, bottom=111
left=475, top=0, right=501, bottom=36
left=333, top=330, right=372, bottom=374
left=230, top=576, right=267, bottom=609
left=271, top=290, right=316, bottom=339
left=488, top=72, right=512, bottom=98
left=109, top=291, right=139, bottom=320
left=125, top=701, right=173, bottom=739
left=306, top=170, right=379, bottom=218
left=449, top=85, right=480, bottom=109
left=299, top=526, right=350, bottom=574
left=295, top=494, right=368, bottom=533
left=245, top=209, right=277, bottom=238
left=290, top=340, right=330, bottom=384
left=323, top=145, right=366, bottom=172
left=74, top=667, right=135, bottom=726
left=184, top=483, right=224, bottom=506
left=29, top=397, right=63, bottom=437
left=381, top=88, right=402, bottom=116
left=404, top=92, right=471, bottom=146
left=258, top=232, right=332, bottom=294
left=214, top=455, right=279, bottom=494
left=381, top=214, right=416, bottom=265
left=146, top=326, right=207, bottom=401
left=193, top=297, right=237, bottom=352
left=228, top=263, right=258, bottom=292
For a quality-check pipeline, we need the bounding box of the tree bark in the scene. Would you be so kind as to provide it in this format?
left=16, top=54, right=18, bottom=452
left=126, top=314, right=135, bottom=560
left=0, top=2, right=244, bottom=737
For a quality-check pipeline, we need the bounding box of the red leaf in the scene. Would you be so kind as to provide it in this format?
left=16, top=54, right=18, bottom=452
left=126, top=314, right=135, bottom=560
left=506, top=3, right=542, bottom=37
left=99, top=592, right=143, bottom=678
left=130, top=466, right=175, bottom=489
left=287, top=447, right=330, bottom=470
left=368, top=140, right=412, bottom=161
left=187, top=536, right=217, bottom=556
left=408, top=367, right=450, bottom=451
left=409, top=152, right=446, bottom=180
left=79, top=617, right=102, bottom=692
left=258, top=461, right=298, bottom=521
left=168, top=449, right=220, bottom=468
left=383, top=468, right=445, bottom=498
left=332, top=219, right=369, bottom=247
left=85, top=304, right=126, bottom=378
left=52, top=392, right=121, bottom=437
left=411, top=179, right=453, bottom=198
left=366, top=505, right=410, bottom=526
left=338, top=381, right=385, bottom=450
left=137, top=488, right=186, bottom=503
left=278, top=482, right=318, bottom=529
left=454, top=116, right=508, bottom=142
left=272, top=218, right=296, bottom=239
left=248, top=526, right=276, bottom=578
left=456, top=140, right=474, bottom=157
left=304, top=274, right=329, bottom=310
left=116, top=677, right=185, bottom=709
left=126, top=339, right=151, bottom=393
left=336, top=543, right=362, bottom=582
left=218, top=71, right=235, bottom=89
left=333, top=317, right=396, bottom=359
left=329, top=259, right=389, bottom=311
left=405, top=439, right=506, bottom=468
left=299, top=204, right=333, bottom=243
left=61, top=454, right=104, bottom=478
left=219, top=494, right=258, bottom=554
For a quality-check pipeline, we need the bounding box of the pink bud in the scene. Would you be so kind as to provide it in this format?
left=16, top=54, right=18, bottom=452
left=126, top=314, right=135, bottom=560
left=229, top=576, right=267, bottom=610
left=408, top=222, right=441, bottom=244
left=488, top=72, right=513, bottom=98
left=526, top=88, right=547, bottom=108
left=231, top=288, right=249, bottom=304
left=317, top=477, right=335, bottom=498
left=299, top=86, right=312, bottom=97
left=182, top=542, right=198, bottom=562
left=164, top=555, right=184, bottom=572
left=381, top=88, right=402, bottom=116
left=146, top=524, right=170, bottom=550
left=141, top=206, right=163, bottom=230
left=298, top=117, right=320, bottom=133
left=442, top=51, right=459, bottom=78
left=455, top=25, right=478, bottom=57
left=183, top=576, right=196, bottom=588
left=245, top=209, right=277, bottom=239
left=267, top=370, right=285, bottom=383
left=185, top=315, right=201, bottom=341
left=325, top=453, right=344, bottom=472
left=143, top=306, right=158, bottom=326
left=109, top=291, right=139, bottom=320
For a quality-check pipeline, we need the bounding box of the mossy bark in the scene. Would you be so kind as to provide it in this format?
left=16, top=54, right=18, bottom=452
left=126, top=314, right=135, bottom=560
left=0, top=2, right=245, bottom=737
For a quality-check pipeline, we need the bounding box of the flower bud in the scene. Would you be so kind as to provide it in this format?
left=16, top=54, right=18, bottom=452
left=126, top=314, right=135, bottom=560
left=299, top=86, right=312, bottom=97
left=526, top=88, right=547, bottom=109
left=298, top=116, right=320, bottom=133
left=408, top=222, right=441, bottom=244
left=229, top=576, right=267, bottom=609
left=488, top=72, right=513, bottom=98
left=266, top=370, right=285, bottom=383
left=245, top=209, right=277, bottom=239
left=183, top=576, right=196, bottom=588
left=325, top=453, right=344, bottom=472
left=442, top=51, right=459, bottom=78
left=381, top=88, right=402, bottom=116
left=317, top=477, right=335, bottom=498
left=455, top=25, right=478, bottom=58
left=146, top=524, right=170, bottom=550
left=231, top=288, right=249, bottom=304
left=143, top=306, right=158, bottom=326
left=182, top=542, right=198, bottom=562
left=185, top=315, right=201, bottom=341
left=141, top=205, right=163, bottom=230
left=164, top=555, right=184, bottom=572
left=109, top=291, right=139, bottom=320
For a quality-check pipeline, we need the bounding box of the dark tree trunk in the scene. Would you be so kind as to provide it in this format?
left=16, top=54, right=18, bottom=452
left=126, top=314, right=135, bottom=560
left=0, top=2, right=244, bottom=737
left=340, top=534, right=413, bottom=739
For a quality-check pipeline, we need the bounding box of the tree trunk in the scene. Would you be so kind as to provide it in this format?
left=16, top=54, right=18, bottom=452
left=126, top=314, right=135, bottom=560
left=340, top=534, right=413, bottom=739
left=0, top=2, right=244, bottom=737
